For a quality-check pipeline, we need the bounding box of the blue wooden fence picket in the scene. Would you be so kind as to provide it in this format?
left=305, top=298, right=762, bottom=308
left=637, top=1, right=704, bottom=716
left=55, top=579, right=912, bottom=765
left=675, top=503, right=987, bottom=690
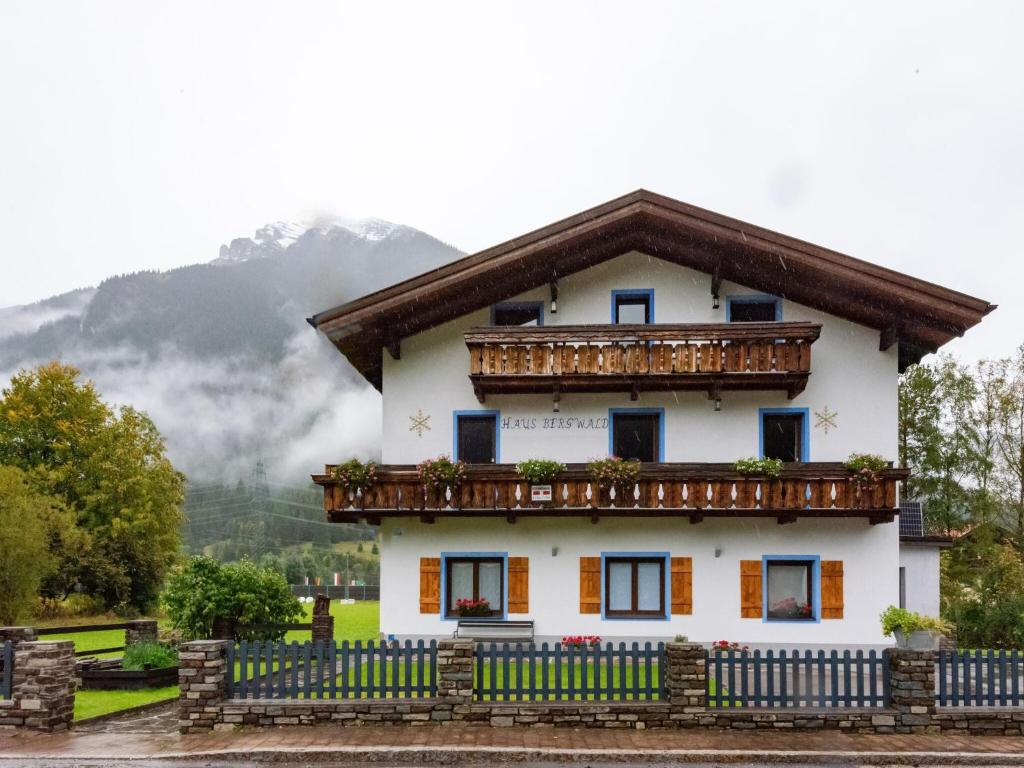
left=226, top=639, right=436, bottom=699
left=709, top=649, right=888, bottom=708
left=936, top=650, right=1023, bottom=707
left=0, top=641, right=11, bottom=700
left=473, top=641, right=664, bottom=701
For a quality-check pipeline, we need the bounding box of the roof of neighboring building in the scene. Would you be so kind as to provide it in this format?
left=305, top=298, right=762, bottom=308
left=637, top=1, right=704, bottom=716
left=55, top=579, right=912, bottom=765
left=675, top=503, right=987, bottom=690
left=899, top=500, right=954, bottom=547
left=308, top=190, right=995, bottom=388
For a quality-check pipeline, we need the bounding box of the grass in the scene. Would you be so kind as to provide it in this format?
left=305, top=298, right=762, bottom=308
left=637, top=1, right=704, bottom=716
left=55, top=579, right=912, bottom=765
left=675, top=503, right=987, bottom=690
left=74, top=686, right=179, bottom=721
left=289, top=600, right=379, bottom=643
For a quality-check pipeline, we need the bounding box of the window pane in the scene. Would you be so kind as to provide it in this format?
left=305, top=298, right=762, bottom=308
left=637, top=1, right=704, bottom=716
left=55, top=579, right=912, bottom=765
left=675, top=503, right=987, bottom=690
left=616, top=299, right=648, bottom=324
left=478, top=562, right=501, bottom=609
left=493, top=304, right=541, bottom=326
left=450, top=562, right=474, bottom=603
left=767, top=562, right=813, bottom=619
left=730, top=300, right=777, bottom=322
left=637, top=562, right=661, bottom=611
left=607, top=562, right=632, bottom=611
left=613, top=413, right=659, bottom=463
left=458, top=416, right=496, bottom=463
left=762, top=414, right=803, bottom=462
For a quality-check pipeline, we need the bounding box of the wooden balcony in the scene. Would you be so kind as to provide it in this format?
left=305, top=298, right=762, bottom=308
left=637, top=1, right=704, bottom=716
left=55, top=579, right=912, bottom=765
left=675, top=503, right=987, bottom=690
left=314, top=462, right=906, bottom=525
left=465, top=322, right=821, bottom=402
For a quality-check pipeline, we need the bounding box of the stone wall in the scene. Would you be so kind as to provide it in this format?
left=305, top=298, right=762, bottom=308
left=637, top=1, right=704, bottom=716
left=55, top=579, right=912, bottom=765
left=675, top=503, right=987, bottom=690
left=124, top=619, right=159, bottom=647
left=0, top=641, right=76, bottom=731
left=176, top=641, right=1024, bottom=735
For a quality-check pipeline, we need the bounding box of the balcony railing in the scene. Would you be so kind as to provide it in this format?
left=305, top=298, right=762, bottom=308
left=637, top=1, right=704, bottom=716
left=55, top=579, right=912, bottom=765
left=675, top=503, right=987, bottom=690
left=464, top=322, right=821, bottom=401
left=314, top=462, right=906, bottom=525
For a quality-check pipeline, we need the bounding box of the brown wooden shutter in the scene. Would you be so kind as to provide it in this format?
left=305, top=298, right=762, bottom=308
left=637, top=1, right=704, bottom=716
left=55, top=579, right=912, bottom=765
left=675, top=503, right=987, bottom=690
left=508, top=557, right=529, bottom=614
left=579, top=556, right=601, bottom=614
left=740, top=560, right=763, bottom=618
left=419, top=557, right=440, bottom=614
left=821, top=560, right=844, bottom=619
left=670, top=557, right=693, bottom=615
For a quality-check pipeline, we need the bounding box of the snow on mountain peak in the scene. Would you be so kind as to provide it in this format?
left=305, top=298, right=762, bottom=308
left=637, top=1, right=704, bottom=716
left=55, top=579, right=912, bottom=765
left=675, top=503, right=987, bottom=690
left=213, top=216, right=410, bottom=265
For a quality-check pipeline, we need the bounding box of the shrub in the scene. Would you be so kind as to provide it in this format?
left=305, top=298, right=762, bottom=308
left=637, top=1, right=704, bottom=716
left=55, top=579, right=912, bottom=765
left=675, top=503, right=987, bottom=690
left=162, top=556, right=304, bottom=641
left=417, top=456, right=467, bottom=492
left=879, top=605, right=952, bottom=637
left=122, top=641, right=178, bottom=671
left=330, top=458, right=378, bottom=491
left=733, top=457, right=783, bottom=478
left=845, top=453, right=889, bottom=491
left=587, top=457, right=641, bottom=488
left=516, top=459, right=566, bottom=486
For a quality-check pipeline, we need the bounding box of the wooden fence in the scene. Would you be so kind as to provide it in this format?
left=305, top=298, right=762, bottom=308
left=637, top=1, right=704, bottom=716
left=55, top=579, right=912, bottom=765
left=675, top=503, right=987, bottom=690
left=0, top=641, right=11, bottom=699
left=226, top=640, right=437, bottom=699
left=473, top=641, right=664, bottom=701
left=937, top=650, right=1024, bottom=707
left=708, top=649, right=890, bottom=708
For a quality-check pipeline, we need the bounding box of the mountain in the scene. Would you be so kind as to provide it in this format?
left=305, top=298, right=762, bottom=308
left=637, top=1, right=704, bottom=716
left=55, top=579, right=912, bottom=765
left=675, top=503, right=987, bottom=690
left=0, top=219, right=463, bottom=483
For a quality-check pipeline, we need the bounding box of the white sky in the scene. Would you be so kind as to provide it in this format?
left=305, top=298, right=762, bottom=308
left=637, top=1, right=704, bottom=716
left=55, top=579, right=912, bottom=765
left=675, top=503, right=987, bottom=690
left=1, top=1, right=1021, bottom=362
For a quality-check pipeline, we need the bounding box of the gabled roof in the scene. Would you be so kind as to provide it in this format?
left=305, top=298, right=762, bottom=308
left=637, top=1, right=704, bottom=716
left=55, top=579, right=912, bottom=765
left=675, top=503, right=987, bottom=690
left=309, top=190, right=995, bottom=388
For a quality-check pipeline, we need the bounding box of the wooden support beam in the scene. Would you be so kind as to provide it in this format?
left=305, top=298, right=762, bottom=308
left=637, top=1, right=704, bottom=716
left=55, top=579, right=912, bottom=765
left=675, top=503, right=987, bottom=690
left=870, top=513, right=895, bottom=525
left=630, top=384, right=639, bottom=402
left=777, top=513, right=798, bottom=525
left=711, top=258, right=722, bottom=306
left=591, top=512, right=600, bottom=525
left=689, top=512, right=704, bottom=525
left=879, top=326, right=899, bottom=351
left=419, top=513, right=435, bottom=525
left=365, top=515, right=381, bottom=526
left=386, top=340, right=401, bottom=360
left=473, top=381, right=486, bottom=404
left=506, top=511, right=517, bottom=524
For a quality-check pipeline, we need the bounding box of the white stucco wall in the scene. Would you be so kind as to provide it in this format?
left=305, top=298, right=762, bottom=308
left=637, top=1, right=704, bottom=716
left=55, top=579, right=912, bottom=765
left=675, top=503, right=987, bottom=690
left=899, top=545, right=941, bottom=617
left=380, top=516, right=897, bottom=647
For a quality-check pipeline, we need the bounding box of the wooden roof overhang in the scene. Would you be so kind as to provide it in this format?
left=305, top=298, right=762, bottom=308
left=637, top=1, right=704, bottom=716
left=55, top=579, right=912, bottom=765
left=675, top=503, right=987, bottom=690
left=308, top=190, right=995, bottom=388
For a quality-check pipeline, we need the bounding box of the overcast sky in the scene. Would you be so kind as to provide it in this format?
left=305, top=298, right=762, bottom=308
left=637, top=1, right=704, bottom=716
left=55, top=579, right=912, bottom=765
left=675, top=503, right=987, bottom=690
left=1, top=1, right=1021, bottom=362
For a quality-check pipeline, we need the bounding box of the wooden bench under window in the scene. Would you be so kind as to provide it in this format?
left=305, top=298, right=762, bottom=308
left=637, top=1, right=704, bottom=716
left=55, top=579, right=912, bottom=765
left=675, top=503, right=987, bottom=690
left=454, top=619, right=534, bottom=642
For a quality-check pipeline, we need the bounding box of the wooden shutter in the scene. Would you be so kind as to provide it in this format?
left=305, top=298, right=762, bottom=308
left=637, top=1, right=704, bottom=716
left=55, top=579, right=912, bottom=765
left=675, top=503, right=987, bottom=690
left=670, top=557, right=693, bottom=615
left=579, top=556, right=601, bottom=614
left=740, top=560, right=763, bottom=618
left=821, top=560, right=844, bottom=619
left=508, top=557, right=529, bottom=614
left=419, top=557, right=440, bottom=614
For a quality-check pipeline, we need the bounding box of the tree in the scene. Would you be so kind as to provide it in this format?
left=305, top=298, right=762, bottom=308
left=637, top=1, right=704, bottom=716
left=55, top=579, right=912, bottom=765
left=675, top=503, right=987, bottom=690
left=0, top=466, right=69, bottom=624
left=0, top=363, right=185, bottom=613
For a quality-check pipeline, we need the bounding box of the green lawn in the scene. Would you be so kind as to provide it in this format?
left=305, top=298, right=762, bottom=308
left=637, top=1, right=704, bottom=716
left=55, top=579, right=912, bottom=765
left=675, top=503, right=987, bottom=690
left=289, top=600, right=379, bottom=643
left=74, top=686, right=179, bottom=721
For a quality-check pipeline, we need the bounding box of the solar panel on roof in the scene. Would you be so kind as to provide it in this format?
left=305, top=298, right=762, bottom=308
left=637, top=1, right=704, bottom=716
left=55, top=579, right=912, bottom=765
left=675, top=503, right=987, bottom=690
left=899, top=500, right=924, bottom=537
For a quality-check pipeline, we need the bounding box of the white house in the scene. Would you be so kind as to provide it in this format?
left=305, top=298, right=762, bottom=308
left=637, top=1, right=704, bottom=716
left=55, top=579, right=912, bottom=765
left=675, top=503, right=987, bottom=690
left=309, top=190, right=992, bottom=648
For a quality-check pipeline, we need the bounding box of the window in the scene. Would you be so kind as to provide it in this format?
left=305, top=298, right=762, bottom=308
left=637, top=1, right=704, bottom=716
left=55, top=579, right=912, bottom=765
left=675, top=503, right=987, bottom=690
left=611, top=410, right=662, bottom=463
left=765, top=559, right=816, bottom=621
left=604, top=557, right=666, bottom=618
left=492, top=302, right=543, bottom=326
left=455, top=412, right=498, bottom=463
left=445, top=557, right=503, bottom=618
left=612, top=290, right=653, bottom=324
left=727, top=295, right=781, bottom=322
left=760, top=410, right=807, bottom=462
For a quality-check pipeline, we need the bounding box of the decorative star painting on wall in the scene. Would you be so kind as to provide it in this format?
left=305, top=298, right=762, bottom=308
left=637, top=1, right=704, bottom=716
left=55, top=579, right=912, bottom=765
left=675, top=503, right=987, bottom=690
left=814, top=405, right=838, bottom=434
left=409, top=409, right=431, bottom=437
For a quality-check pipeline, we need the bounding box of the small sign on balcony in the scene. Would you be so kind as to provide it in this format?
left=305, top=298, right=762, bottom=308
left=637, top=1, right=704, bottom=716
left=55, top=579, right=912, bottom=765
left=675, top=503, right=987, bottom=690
left=531, top=485, right=552, bottom=502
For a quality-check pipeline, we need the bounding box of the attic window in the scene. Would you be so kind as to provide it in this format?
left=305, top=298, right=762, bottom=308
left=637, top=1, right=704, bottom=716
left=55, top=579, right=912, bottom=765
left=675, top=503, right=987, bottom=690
left=727, top=295, right=781, bottom=322
left=492, top=302, right=543, bottom=326
left=612, top=290, right=653, bottom=324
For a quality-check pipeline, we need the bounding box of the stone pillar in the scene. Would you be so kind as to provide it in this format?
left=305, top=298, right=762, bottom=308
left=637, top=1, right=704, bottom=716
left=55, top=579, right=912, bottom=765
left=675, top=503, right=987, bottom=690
left=178, top=640, right=228, bottom=734
left=311, top=615, right=334, bottom=644
left=124, top=619, right=158, bottom=647
left=0, top=627, right=37, bottom=646
left=0, top=641, right=76, bottom=731
left=886, top=648, right=936, bottom=733
left=665, top=642, right=706, bottom=726
left=435, top=639, right=474, bottom=723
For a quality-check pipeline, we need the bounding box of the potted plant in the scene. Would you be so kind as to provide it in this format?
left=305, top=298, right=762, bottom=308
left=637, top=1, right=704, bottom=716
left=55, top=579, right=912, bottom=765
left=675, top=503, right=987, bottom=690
left=587, top=457, right=641, bottom=506
left=845, top=453, right=889, bottom=507
left=330, top=458, right=378, bottom=503
left=880, top=606, right=952, bottom=650
left=733, top=457, right=784, bottom=507
left=417, top=455, right=467, bottom=508
left=456, top=598, right=492, bottom=617
left=516, top=459, right=566, bottom=506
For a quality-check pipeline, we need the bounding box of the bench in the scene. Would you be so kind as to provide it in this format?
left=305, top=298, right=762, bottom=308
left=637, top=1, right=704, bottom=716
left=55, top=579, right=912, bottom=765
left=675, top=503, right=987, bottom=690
left=454, top=619, right=535, bottom=642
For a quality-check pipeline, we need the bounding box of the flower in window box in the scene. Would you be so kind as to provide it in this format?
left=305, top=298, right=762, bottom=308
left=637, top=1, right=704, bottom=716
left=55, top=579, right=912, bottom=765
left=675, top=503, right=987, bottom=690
left=712, top=640, right=750, bottom=654
left=561, top=635, right=601, bottom=649
left=455, top=598, right=492, bottom=617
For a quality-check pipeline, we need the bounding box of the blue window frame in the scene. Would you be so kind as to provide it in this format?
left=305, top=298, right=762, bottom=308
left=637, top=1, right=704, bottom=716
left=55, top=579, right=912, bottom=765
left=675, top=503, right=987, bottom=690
left=726, top=293, right=782, bottom=322
left=758, top=407, right=809, bottom=462
left=440, top=552, right=508, bottom=620
left=491, top=301, right=544, bottom=326
left=600, top=552, right=670, bottom=620
left=608, top=407, right=665, bottom=462
left=611, top=289, right=655, bottom=324
left=762, top=555, right=821, bottom=623
left=453, top=410, right=500, bottom=463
